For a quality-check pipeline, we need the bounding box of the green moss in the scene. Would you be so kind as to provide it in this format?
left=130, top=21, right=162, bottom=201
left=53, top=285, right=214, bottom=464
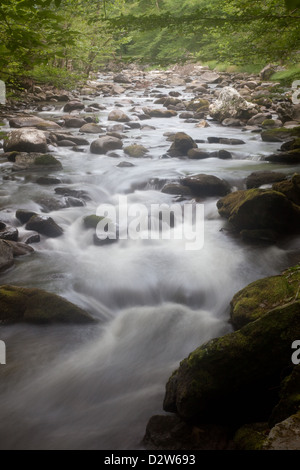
left=34, top=154, right=61, bottom=166
left=234, top=423, right=268, bottom=450
left=186, top=99, right=210, bottom=111
left=83, top=214, right=106, bottom=229
left=0, top=285, right=94, bottom=324
left=230, top=266, right=300, bottom=329
left=261, top=127, right=300, bottom=142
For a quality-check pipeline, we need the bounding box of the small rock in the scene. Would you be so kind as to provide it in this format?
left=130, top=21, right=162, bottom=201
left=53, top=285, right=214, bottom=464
left=25, top=215, right=64, bottom=238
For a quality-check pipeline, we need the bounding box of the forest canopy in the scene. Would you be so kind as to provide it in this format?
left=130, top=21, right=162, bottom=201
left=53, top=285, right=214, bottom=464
left=0, top=0, right=299, bottom=87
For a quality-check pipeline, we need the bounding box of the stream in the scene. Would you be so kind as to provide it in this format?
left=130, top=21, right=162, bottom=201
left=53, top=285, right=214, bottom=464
left=0, top=70, right=299, bottom=449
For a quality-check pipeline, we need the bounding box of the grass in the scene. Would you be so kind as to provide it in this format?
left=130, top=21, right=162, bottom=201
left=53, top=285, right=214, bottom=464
left=270, top=64, right=300, bottom=86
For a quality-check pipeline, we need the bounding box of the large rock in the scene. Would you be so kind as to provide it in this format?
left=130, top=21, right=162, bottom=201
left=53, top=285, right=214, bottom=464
left=124, top=144, right=149, bottom=158
left=182, top=174, right=230, bottom=198
left=265, top=149, right=300, bottom=164
left=272, top=174, right=300, bottom=205
left=163, top=301, right=300, bottom=424
left=79, top=123, right=105, bottom=134
left=90, top=136, right=123, bottom=154
left=168, top=132, right=197, bottom=157
left=8, top=153, right=62, bottom=171
left=245, top=171, right=286, bottom=189
left=9, top=116, right=61, bottom=130
left=217, top=189, right=300, bottom=233
left=63, top=101, right=85, bottom=113
left=4, top=128, right=48, bottom=153
left=230, top=265, right=300, bottom=329
left=261, top=127, right=300, bottom=142
left=262, top=412, right=300, bottom=450
left=51, top=133, right=89, bottom=146
left=25, top=215, right=63, bottom=238
left=0, top=284, right=94, bottom=324
left=209, top=87, right=256, bottom=122
left=108, top=109, right=130, bottom=122
left=143, top=107, right=177, bottom=118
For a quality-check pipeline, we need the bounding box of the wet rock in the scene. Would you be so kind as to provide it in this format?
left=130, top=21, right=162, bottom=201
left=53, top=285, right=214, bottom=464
left=230, top=265, right=300, bottom=329
left=185, top=99, right=210, bottom=112
left=247, top=113, right=272, bottom=126
left=143, top=107, right=177, bottom=118
left=217, top=189, right=300, bottom=233
left=262, top=119, right=283, bottom=129
left=161, top=183, right=192, bottom=197
left=209, top=150, right=232, bottom=160
left=163, top=300, right=300, bottom=424
left=272, top=174, right=300, bottom=205
left=57, top=140, right=77, bottom=147
left=222, top=118, right=243, bottom=127
left=16, top=209, right=38, bottom=224
left=108, top=109, right=130, bottom=122
left=83, top=215, right=105, bottom=230
left=90, top=136, right=123, bottom=154
left=261, top=127, right=300, bottom=142
left=25, top=215, right=63, bottom=238
left=187, top=149, right=210, bottom=160
left=265, top=149, right=300, bottom=164
left=207, top=137, right=245, bottom=145
left=245, top=171, right=286, bottom=189
left=24, top=232, right=41, bottom=244
left=209, top=87, right=256, bottom=122
left=79, top=123, right=105, bottom=134
left=63, top=101, right=85, bottom=112
left=54, top=187, right=90, bottom=200
left=0, top=284, right=94, bottom=324
left=9, top=116, right=61, bottom=130
left=4, top=240, right=34, bottom=257
left=199, top=71, right=220, bottom=83
left=11, top=153, right=62, bottom=171
left=51, top=133, right=89, bottom=146
left=64, top=117, right=87, bottom=128
left=35, top=197, right=67, bottom=212
left=182, top=174, right=230, bottom=198
left=113, top=73, right=131, bottom=84
left=124, top=144, right=149, bottom=158
left=0, top=226, right=18, bottom=241
left=4, top=128, right=48, bottom=153
left=168, top=132, right=197, bottom=157
left=117, top=161, right=135, bottom=168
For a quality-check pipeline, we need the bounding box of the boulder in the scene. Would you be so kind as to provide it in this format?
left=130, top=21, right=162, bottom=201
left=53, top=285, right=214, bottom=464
left=265, top=149, right=300, bottom=164
left=51, top=133, right=89, bottom=146
left=260, top=64, right=277, bottom=80
left=90, top=136, right=123, bottom=154
left=261, top=127, right=300, bottom=142
left=245, top=171, right=286, bottom=189
left=25, top=215, right=63, bottom=238
left=9, top=116, right=60, bottom=130
left=79, top=123, right=105, bottom=134
left=16, top=209, right=38, bottom=224
left=163, top=301, right=300, bottom=424
left=269, top=365, right=300, bottom=428
left=209, top=87, right=256, bottom=122
left=0, top=225, right=18, bottom=241
left=64, top=117, right=87, bottom=128
left=108, top=109, right=130, bottom=122
left=199, top=71, right=220, bottom=83
left=0, top=284, right=94, bottom=324
left=247, top=113, right=272, bottom=126
left=185, top=99, right=210, bottom=112
left=113, top=73, right=131, bottom=84
left=182, top=174, right=230, bottom=198
left=168, top=132, right=197, bottom=157
left=36, top=177, right=62, bottom=186
left=262, top=411, right=300, bottom=450
left=124, top=144, right=149, bottom=158
left=187, top=149, right=210, bottom=160
left=207, top=137, right=245, bottom=145
left=63, top=101, right=85, bottom=113
left=230, top=265, right=300, bottom=329
left=4, top=128, right=48, bottom=153
left=217, top=189, right=300, bottom=233
left=161, top=183, right=192, bottom=197
left=10, top=153, right=62, bottom=171
left=272, top=174, right=300, bottom=205
left=209, top=150, right=232, bottom=160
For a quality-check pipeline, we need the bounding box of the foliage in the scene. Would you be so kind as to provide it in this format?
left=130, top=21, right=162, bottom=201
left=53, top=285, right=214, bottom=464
left=271, top=64, right=300, bottom=85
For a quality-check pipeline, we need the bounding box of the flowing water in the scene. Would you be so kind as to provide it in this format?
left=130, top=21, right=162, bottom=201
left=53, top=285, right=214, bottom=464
left=0, top=71, right=299, bottom=449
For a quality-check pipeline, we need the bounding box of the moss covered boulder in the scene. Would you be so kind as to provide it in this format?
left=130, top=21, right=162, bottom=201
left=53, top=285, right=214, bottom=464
left=269, top=365, right=300, bottom=428
left=217, top=189, right=300, bottom=234
left=245, top=171, right=286, bottom=189
left=261, top=127, right=300, bottom=142
left=272, top=174, right=300, bottom=205
left=83, top=214, right=105, bottom=229
left=262, top=411, right=300, bottom=450
left=8, top=153, right=62, bottom=171
left=0, top=285, right=95, bottom=324
left=168, top=132, right=197, bottom=157
left=230, top=265, right=300, bottom=329
left=163, top=301, right=300, bottom=424
left=265, top=149, right=300, bottom=164
left=124, top=144, right=149, bottom=158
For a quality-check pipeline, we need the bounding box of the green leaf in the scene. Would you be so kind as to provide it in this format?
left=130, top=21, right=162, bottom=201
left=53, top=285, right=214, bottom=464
left=285, top=0, right=300, bottom=10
